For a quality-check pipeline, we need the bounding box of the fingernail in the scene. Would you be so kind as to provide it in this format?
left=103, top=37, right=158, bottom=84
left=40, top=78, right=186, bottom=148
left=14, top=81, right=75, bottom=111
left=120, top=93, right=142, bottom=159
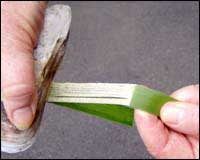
left=135, top=109, right=158, bottom=127
left=136, top=110, right=151, bottom=118
left=136, top=110, right=155, bottom=119
left=13, top=107, right=34, bottom=130
left=161, top=103, right=184, bottom=125
left=3, top=84, right=36, bottom=130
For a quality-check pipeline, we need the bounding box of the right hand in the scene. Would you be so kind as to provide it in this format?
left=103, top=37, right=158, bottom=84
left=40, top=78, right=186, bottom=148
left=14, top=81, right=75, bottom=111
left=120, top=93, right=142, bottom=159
left=135, top=84, right=199, bottom=159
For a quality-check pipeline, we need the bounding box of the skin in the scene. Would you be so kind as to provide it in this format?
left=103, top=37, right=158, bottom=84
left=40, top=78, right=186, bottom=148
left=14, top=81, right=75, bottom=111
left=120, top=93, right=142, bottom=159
left=1, top=1, right=47, bottom=130
left=1, top=2, right=199, bottom=158
left=135, top=85, right=199, bottom=159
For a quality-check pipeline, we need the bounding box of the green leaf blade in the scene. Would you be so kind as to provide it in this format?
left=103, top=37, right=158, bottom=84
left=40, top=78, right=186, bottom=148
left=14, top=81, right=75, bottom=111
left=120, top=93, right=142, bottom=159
left=53, top=102, right=133, bottom=127
left=131, top=85, right=177, bottom=116
left=47, top=83, right=178, bottom=127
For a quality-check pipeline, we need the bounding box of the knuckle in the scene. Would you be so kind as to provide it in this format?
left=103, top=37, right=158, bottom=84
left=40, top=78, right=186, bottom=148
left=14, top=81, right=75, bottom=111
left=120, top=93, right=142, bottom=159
left=3, top=84, right=35, bottom=111
left=3, top=84, right=35, bottom=99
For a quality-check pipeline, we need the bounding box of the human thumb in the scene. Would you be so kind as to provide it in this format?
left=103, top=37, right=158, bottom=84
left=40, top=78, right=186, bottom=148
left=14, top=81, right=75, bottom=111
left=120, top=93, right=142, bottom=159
left=1, top=2, right=47, bottom=130
left=160, top=101, right=199, bottom=137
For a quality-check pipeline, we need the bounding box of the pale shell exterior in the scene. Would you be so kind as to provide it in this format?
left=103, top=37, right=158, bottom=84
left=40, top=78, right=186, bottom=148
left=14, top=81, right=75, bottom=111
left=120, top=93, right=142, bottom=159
left=1, top=4, right=71, bottom=153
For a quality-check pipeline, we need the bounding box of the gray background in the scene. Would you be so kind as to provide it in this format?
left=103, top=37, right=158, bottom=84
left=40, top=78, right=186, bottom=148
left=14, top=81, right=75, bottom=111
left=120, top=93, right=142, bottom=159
left=1, top=1, right=199, bottom=159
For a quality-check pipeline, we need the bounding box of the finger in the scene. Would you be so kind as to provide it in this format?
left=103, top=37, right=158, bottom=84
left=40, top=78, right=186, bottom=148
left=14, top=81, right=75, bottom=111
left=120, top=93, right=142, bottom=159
left=1, top=2, right=46, bottom=130
left=171, top=84, right=199, bottom=104
left=135, top=110, right=194, bottom=158
left=187, top=136, right=199, bottom=158
left=161, top=102, right=199, bottom=137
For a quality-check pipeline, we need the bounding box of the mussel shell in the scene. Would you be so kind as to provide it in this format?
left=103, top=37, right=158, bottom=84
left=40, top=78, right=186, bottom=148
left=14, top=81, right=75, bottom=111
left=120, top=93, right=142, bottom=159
left=1, top=4, right=71, bottom=153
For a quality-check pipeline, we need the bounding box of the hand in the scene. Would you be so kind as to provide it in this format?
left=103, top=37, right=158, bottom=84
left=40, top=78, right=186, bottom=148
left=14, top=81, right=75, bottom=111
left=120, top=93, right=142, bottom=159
left=135, top=84, right=199, bottom=159
left=1, top=2, right=47, bottom=130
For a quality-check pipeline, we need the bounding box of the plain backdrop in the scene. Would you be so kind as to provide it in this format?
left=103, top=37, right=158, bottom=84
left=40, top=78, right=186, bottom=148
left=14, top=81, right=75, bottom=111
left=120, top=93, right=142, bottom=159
left=2, top=1, right=199, bottom=159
